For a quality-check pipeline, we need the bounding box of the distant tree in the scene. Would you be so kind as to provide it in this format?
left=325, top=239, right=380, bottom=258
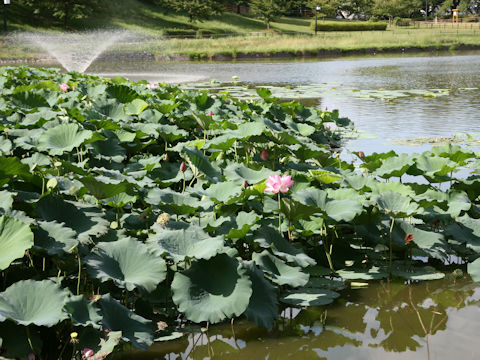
left=306, top=0, right=342, bottom=18
left=162, top=0, right=224, bottom=22
left=250, top=0, right=286, bottom=29
left=338, top=0, right=375, bottom=18
left=23, top=0, right=101, bottom=28
left=373, top=0, right=422, bottom=21
left=438, top=0, right=479, bottom=13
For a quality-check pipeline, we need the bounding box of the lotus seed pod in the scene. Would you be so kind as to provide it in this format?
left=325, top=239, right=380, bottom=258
left=156, top=213, right=171, bottom=226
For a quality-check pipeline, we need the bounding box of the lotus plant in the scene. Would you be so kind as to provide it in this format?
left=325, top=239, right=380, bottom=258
left=59, top=82, right=70, bottom=92
left=265, top=174, right=294, bottom=231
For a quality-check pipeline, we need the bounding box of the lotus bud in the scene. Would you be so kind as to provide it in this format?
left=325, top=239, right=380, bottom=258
left=207, top=111, right=213, bottom=116
left=163, top=153, right=168, bottom=161
left=54, top=161, right=62, bottom=167
left=358, top=151, right=365, bottom=159
left=83, top=348, right=95, bottom=358
left=110, top=221, right=118, bottom=230
left=326, top=125, right=331, bottom=130
left=247, top=147, right=251, bottom=153
left=89, top=294, right=101, bottom=302
left=260, top=149, right=269, bottom=161
left=242, top=181, right=248, bottom=188
left=404, top=233, right=414, bottom=244
left=28, top=354, right=35, bottom=360
left=180, top=161, right=187, bottom=173
left=156, top=213, right=170, bottom=226
left=46, top=177, right=58, bottom=191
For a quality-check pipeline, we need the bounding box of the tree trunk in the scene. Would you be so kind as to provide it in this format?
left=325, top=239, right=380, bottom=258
left=64, top=0, right=69, bottom=29
left=236, top=4, right=240, bottom=14
left=267, top=21, right=270, bottom=30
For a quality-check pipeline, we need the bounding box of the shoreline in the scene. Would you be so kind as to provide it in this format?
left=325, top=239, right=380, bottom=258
left=1, top=43, right=480, bottom=65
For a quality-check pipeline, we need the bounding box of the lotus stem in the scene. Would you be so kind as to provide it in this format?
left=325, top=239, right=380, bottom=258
left=389, top=217, right=395, bottom=276
left=277, top=192, right=282, bottom=232
left=76, top=250, right=81, bottom=296
left=182, top=173, right=186, bottom=194
left=25, top=327, right=36, bottom=356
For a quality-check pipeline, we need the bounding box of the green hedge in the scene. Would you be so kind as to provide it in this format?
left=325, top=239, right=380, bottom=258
left=310, top=21, right=387, bottom=32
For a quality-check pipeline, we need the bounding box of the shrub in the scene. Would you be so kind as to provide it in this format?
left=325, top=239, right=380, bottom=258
left=310, top=20, right=387, bottom=32
left=163, top=28, right=197, bottom=36
left=394, top=17, right=411, bottom=26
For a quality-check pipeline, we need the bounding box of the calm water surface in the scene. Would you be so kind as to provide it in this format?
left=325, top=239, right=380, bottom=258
left=117, top=278, right=480, bottom=360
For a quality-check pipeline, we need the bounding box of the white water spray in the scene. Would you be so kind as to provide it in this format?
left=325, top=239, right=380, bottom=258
left=19, top=30, right=133, bottom=73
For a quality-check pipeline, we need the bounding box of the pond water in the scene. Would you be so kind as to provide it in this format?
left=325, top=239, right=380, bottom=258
left=116, top=278, right=480, bottom=360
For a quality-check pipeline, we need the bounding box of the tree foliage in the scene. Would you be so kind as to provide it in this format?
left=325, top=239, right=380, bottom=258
left=249, top=0, right=286, bottom=29
left=161, top=0, right=225, bottom=22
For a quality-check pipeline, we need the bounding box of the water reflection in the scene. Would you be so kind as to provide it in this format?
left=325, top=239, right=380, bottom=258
left=117, top=277, right=480, bottom=359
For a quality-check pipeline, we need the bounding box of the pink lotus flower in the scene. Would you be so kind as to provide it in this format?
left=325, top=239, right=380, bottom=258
left=260, top=149, right=269, bottom=161
left=59, top=82, right=70, bottom=92
left=28, top=354, right=35, bottom=360
left=83, top=348, right=94, bottom=358
left=358, top=151, right=365, bottom=158
left=207, top=111, right=213, bottom=116
left=147, top=83, right=159, bottom=90
left=265, top=174, right=294, bottom=194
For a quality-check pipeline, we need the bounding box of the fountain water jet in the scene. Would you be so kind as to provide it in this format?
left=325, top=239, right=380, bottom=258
left=19, top=30, right=133, bottom=73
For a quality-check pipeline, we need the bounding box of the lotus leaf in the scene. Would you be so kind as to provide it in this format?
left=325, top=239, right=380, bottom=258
left=0, top=215, right=34, bottom=270
left=34, top=220, right=78, bottom=256
left=376, top=191, right=419, bottom=217
left=0, top=279, right=70, bottom=326
left=242, top=261, right=278, bottom=329
left=280, top=288, right=340, bottom=307
left=65, top=295, right=102, bottom=328
left=171, top=254, right=252, bottom=323
left=86, top=237, right=166, bottom=292
left=38, top=123, right=93, bottom=155
left=99, top=294, right=154, bottom=350
left=147, top=223, right=224, bottom=262
left=253, top=250, right=309, bottom=287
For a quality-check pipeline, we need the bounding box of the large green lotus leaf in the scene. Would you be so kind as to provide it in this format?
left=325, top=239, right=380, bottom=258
left=280, top=288, right=340, bottom=307
left=171, top=254, right=252, bottom=323
left=94, top=99, right=129, bottom=121
left=11, top=91, right=49, bottom=109
left=430, top=144, right=475, bottom=164
left=360, top=150, right=397, bottom=172
left=99, top=294, right=154, bottom=350
left=0, top=191, right=14, bottom=213
left=124, top=99, right=148, bottom=115
left=252, top=226, right=315, bottom=268
left=253, top=250, right=309, bottom=287
left=0, top=216, right=34, bottom=270
left=149, top=162, right=193, bottom=186
left=344, top=173, right=371, bottom=190
left=34, top=220, right=78, bottom=256
left=0, top=137, right=12, bottom=155
left=157, top=124, right=188, bottom=142
left=147, top=224, right=224, bottom=262
left=202, top=181, right=243, bottom=203
left=414, top=155, right=457, bottom=177
left=94, top=330, right=123, bottom=359
left=391, top=264, right=444, bottom=281
left=36, top=195, right=109, bottom=244
left=90, top=136, right=126, bottom=162
left=220, top=211, right=259, bottom=239
left=376, top=191, right=419, bottom=218
left=304, top=277, right=345, bottom=290
left=80, top=176, right=134, bottom=200
left=0, top=279, right=70, bottom=326
left=446, top=190, right=471, bottom=217
left=337, top=266, right=388, bottom=280
left=146, top=188, right=206, bottom=215
left=224, top=163, right=277, bottom=183
left=467, top=257, right=480, bottom=282
left=292, top=187, right=327, bottom=209
left=324, top=199, right=363, bottom=222
left=392, top=219, right=449, bottom=260
left=205, top=134, right=236, bottom=151
left=0, top=156, right=32, bottom=181
left=21, top=108, right=58, bottom=126
left=242, top=261, right=278, bottom=329
left=285, top=120, right=315, bottom=136
left=308, top=170, right=342, bottom=184
left=183, top=147, right=222, bottom=184
left=104, top=192, right=137, bottom=208
left=38, top=123, right=93, bottom=155
left=445, top=215, right=480, bottom=252
left=374, top=154, right=415, bottom=179
left=106, top=84, right=139, bottom=103
left=280, top=198, right=317, bottom=222
left=65, top=295, right=102, bottom=328
left=86, top=238, right=166, bottom=292
left=369, top=182, right=416, bottom=197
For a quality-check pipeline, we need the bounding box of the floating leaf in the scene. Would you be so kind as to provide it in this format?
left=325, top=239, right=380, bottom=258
left=253, top=250, right=309, bottom=287
left=280, top=288, right=340, bottom=307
